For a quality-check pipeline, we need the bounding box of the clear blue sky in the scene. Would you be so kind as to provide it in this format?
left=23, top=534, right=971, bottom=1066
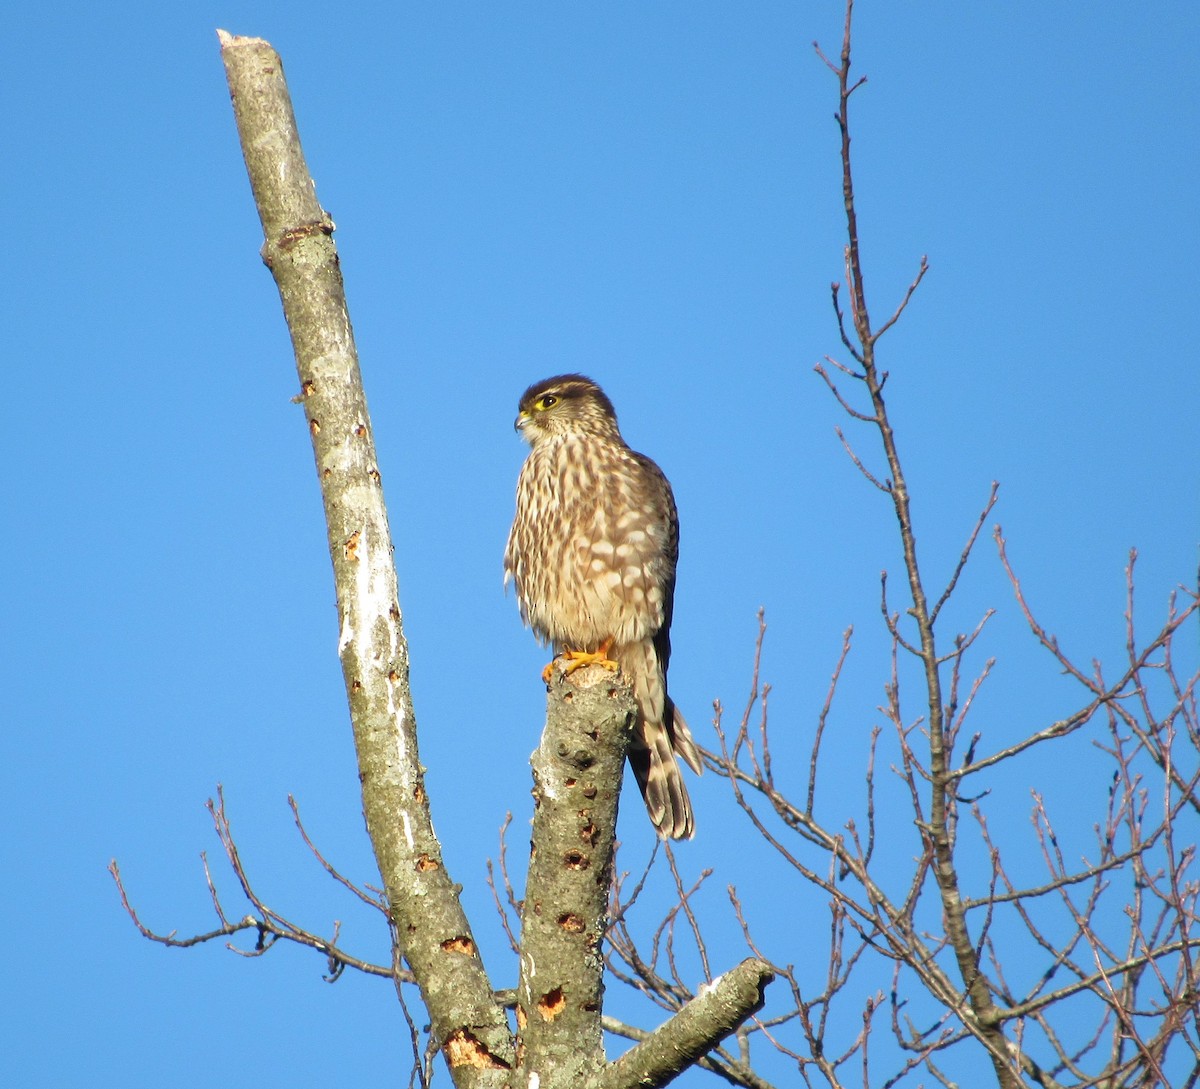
left=5, top=3, right=1198, bottom=1086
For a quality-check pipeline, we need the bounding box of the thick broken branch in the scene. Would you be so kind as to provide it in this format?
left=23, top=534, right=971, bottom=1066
left=517, top=664, right=638, bottom=1087
left=217, top=30, right=512, bottom=1084
left=589, top=958, right=776, bottom=1089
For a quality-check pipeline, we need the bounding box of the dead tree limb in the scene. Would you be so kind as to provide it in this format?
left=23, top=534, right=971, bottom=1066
left=516, top=665, right=636, bottom=1085
left=217, top=29, right=513, bottom=1083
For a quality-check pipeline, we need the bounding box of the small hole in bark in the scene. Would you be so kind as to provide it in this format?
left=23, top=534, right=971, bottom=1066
left=443, top=1027, right=510, bottom=1070
left=537, top=988, right=566, bottom=1021
left=441, top=936, right=476, bottom=956
left=557, top=912, right=585, bottom=932
left=564, top=851, right=588, bottom=870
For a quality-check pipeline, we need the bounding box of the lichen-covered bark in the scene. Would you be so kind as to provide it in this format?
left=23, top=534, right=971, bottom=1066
left=517, top=665, right=637, bottom=1087
left=588, top=957, right=775, bottom=1089
left=515, top=666, right=774, bottom=1089
left=217, top=31, right=513, bottom=1085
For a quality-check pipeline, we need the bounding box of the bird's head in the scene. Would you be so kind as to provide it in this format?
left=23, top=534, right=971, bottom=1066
left=514, top=374, right=621, bottom=446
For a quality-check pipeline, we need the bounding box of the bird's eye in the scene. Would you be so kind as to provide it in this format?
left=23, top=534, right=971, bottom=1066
left=536, top=394, right=559, bottom=410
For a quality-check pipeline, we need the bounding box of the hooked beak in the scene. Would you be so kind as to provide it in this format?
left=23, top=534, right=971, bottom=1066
left=514, top=410, right=530, bottom=434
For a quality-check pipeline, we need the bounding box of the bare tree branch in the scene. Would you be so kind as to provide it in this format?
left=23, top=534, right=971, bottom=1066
left=515, top=664, right=637, bottom=1085
left=109, top=788, right=401, bottom=983
left=216, top=30, right=512, bottom=1082
left=588, top=958, right=776, bottom=1089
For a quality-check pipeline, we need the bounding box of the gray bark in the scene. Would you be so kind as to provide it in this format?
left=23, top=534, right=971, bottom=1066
left=217, top=30, right=514, bottom=1086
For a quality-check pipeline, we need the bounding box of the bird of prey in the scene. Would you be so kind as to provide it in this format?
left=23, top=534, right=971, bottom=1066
left=504, top=374, right=701, bottom=839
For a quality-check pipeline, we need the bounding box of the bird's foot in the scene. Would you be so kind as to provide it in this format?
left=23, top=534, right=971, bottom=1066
left=542, top=640, right=619, bottom=683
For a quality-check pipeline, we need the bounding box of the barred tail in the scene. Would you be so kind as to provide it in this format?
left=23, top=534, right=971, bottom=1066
left=619, top=642, right=702, bottom=840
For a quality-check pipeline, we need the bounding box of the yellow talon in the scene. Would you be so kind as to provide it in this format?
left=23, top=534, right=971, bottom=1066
left=561, top=647, right=620, bottom=675
left=542, top=640, right=619, bottom=682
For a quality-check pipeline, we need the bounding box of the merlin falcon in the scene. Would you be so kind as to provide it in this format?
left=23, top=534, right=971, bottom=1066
left=504, top=374, right=701, bottom=839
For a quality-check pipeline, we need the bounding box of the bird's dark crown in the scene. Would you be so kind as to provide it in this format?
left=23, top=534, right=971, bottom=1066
left=518, top=374, right=616, bottom=420
left=515, top=374, right=622, bottom=444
